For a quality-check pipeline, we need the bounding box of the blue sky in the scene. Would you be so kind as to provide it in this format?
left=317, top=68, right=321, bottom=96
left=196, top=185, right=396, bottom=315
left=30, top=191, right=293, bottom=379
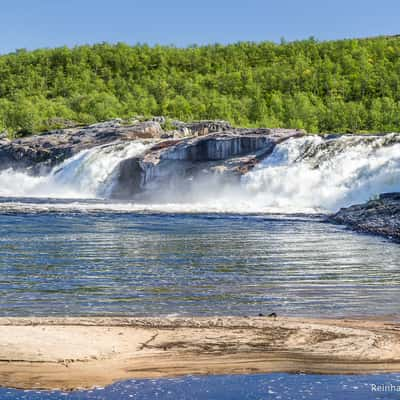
left=0, top=0, right=399, bottom=54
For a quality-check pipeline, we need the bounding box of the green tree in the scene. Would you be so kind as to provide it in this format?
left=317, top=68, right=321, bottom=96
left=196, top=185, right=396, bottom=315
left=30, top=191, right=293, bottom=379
left=0, top=36, right=400, bottom=134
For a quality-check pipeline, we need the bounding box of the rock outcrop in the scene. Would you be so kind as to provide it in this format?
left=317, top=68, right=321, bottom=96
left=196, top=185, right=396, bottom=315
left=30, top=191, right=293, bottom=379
left=0, top=120, right=163, bottom=174
left=330, top=193, right=400, bottom=240
left=171, top=120, right=232, bottom=137
left=109, top=128, right=304, bottom=198
left=0, top=119, right=304, bottom=199
left=0, top=119, right=234, bottom=173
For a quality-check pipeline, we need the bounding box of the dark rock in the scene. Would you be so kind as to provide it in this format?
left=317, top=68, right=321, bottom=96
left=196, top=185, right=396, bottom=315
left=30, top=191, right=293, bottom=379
left=330, top=193, right=400, bottom=240
left=378, top=192, right=400, bottom=201
left=109, top=128, right=304, bottom=198
left=257, top=312, right=277, bottom=318
left=107, top=158, right=144, bottom=199
left=152, top=116, right=166, bottom=124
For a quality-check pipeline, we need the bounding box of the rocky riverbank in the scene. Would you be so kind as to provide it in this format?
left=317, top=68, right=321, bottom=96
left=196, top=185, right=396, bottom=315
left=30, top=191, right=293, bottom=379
left=1, top=316, right=400, bottom=390
left=330, top=193, right=400, bottom=240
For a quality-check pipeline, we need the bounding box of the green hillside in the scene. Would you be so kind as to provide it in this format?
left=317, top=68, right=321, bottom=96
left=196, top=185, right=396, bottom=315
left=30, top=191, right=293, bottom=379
left=1, top=36, right=400, bottom=136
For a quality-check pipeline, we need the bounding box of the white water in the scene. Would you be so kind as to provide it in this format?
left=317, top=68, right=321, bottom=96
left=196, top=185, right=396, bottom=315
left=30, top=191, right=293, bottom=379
left=0, top=141, right=149, bottom=199
left=1, top=134, right=400, bottom=214
left=242, top=134, right=400, bottom=213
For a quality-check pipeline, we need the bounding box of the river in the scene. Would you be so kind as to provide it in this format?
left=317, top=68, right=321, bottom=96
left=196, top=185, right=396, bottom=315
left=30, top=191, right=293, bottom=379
left=2, top=133, right=400, bottom=399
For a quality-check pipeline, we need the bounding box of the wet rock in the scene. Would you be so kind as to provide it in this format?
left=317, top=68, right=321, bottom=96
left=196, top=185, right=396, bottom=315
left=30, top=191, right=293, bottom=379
left=330, top=193, right=400, bottom=240
left=107, top=158, right=144, bottom=199
left=109, top=128, right=304, bottom=198
left=0, top=118, right=304, bottom=200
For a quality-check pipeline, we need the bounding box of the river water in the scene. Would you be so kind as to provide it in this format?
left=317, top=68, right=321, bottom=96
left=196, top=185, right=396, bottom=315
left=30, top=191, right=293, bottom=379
left=1, top=373, right=399, bottom=400
left=2, top=133, right=400, bottom=398
left=1, top=200, right=399, bottom=318
left=1, top=202, right=400, bottom=399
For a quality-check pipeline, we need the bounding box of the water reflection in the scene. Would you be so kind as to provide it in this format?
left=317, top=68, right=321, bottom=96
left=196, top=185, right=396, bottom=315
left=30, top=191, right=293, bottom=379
left=1, top=212, right=400, bottom=317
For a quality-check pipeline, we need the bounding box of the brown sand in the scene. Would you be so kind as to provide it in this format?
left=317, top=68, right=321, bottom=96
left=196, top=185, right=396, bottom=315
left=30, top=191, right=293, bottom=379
left=1, top=316, right=400, bottom=390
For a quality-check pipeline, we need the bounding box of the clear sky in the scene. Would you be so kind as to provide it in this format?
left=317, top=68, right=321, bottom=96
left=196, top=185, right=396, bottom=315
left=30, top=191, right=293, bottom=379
left=0, top=0, right=399, bottom=54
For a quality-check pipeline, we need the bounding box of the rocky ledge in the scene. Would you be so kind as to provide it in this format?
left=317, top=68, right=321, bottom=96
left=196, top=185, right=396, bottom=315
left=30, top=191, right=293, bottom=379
left=331, top=193, right=400, bottom=240
left=110, top=127, right=303, bottom=198
left=0, top=118, right=304, bottom=198
left=0, top=118, right=232, bottom=174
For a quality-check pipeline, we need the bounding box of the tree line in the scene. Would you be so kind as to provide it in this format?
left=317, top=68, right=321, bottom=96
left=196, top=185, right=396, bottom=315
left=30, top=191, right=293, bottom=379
left=0, top=36, right=400, bottom=137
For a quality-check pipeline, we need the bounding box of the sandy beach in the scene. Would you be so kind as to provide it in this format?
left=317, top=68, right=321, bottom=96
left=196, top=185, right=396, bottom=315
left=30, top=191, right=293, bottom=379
left=0, top=316, right=399, bottom=390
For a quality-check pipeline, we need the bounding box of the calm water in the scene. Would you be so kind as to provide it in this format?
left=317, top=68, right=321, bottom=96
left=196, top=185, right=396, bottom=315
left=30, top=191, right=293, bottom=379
left=1, top=200, right=400, bottom=318
left=2, top=200, right=400, bottom=399
left=2, top=374, right=400, bottom=400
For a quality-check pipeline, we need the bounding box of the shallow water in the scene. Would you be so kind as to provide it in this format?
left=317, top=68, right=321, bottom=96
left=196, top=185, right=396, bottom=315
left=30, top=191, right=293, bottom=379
left=1, top=198, right=400, bottom=318
left=2, top=373, right=400, bottom=400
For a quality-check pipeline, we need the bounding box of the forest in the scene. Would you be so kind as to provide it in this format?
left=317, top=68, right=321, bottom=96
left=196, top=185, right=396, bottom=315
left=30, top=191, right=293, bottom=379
left=0, top=36, right=399, bottom=137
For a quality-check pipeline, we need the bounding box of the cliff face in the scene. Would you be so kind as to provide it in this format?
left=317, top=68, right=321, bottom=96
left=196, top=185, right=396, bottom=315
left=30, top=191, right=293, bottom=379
left=159, top=133, right=272, bottom=161
left=109, top=128, right=304, bottom=198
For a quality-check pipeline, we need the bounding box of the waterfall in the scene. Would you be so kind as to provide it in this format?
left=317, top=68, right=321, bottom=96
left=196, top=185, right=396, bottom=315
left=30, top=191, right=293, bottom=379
left=242, top=134, right=400, bottom=212
left=0, top=141, right=149, bottom=199
left=1, top=134, right=400, bottom=213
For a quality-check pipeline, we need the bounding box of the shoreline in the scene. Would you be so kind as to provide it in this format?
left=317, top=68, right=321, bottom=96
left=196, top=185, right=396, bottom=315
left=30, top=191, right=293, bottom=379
left=1, top=316, right=400, bottom=391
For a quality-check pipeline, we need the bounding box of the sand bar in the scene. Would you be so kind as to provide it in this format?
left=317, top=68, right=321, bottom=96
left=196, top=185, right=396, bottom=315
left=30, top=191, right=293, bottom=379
left=1, top=316, right=400, bottom=390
